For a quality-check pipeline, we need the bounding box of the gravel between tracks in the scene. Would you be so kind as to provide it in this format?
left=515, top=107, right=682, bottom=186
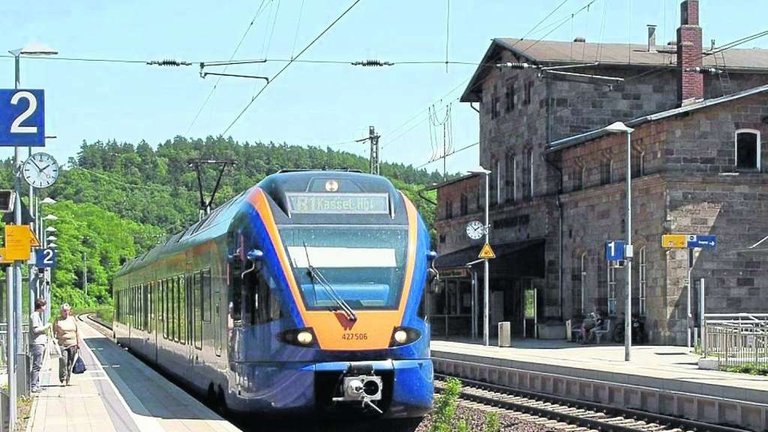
left=414, top=402, right=554, bottom=432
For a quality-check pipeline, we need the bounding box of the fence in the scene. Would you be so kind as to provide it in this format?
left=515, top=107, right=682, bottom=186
left=704, top=313, right=768, bottom=370
left=0, top=323, right=31, bottom=369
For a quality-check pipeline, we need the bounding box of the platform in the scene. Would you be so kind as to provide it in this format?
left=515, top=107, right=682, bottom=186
left=26, top=320, right=241, bottom=432
left=432, top=338, right=768, bottom=431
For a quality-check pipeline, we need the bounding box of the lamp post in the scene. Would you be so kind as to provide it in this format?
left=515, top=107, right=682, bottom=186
left=468, top=166, right=492, bottom=346
left=7, top=42, right=58, bottom=411
left=41, top=210, right=56, bottom=322
left=605, top=121, right=635, bottom=362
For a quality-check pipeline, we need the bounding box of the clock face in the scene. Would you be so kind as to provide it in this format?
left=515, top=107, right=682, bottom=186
left=22, top=152, right=59, bottom=189
left=466, top=220, right=485, bottom=240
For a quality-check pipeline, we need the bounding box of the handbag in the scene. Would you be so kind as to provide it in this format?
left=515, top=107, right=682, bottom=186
left=72, top=353, right=87, bottom=374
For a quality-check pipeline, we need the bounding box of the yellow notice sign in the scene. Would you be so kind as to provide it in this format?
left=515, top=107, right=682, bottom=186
left=478, top=243, right=496, bottom=259
left=0, top=248, right=12, bottom=264
left=662, top=234, right=687, bottom=249
left=5, top=225, right=33, bottom=261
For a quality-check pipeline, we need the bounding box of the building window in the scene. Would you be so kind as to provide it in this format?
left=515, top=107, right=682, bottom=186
left=573, top=165, right=583, bottom=191
left=572, top=252, right=587, bottom=317
left=490, top=157, right=498, bottom=206
left=607, top=264, right=616, bottom=316
left=491, top=95, right=500, bottom=119
left=439, top=234, right=446, bottom=244
left=528, top=149, right=534, bottom=198
left=476, top=186, right=481, bottom=210
left=496, top=159, right=503, bottom=204
left=735, top=129, right=760, bottom=170
left=632, top=150, right=645, bottom=178
left=505, top=152, right=516, bottom=202
left=600, top=159, right=611, bottom=185
left=524, top=81, right=532, bottom=105
left=505, top=82, right=515, bottom=112
left=638, top=247, right=647, bottom=316
left=444, top=200, right=453, bottom=219
left=460, top=193, right=468, bottom=215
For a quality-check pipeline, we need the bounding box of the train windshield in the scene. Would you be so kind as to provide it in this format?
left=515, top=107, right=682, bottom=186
left=281, top=225, right=408, bottom=310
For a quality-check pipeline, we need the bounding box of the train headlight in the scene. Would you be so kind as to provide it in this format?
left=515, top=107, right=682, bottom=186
left=297, top=331, right=314, bottom=345
left=389, top=327, right=421, bottom=347
left=279, top=328, right=318, bottom=347
left=393, top=330, right=408, bottom=344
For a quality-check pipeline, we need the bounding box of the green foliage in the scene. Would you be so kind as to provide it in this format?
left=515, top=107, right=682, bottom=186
left=723, top=363, right=768, bottom=375
left=484, top=412, right=501, bottom=432
left=45, top=201, right=163, bottom=310
left=431, top=378, right=462, bottom=432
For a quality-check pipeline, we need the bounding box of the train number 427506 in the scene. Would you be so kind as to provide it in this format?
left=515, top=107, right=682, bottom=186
left=342, top=333, right=368, bottom=341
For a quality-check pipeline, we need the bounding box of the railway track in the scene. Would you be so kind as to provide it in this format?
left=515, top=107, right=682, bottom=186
left=436, top=374, right=750, bottom=432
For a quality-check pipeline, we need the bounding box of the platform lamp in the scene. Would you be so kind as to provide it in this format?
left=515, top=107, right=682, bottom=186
left=40, top=210, right=57, bottom=321
left=467, top=166, right=492, bottom=346
left=604, top=121, right=635, bottom=362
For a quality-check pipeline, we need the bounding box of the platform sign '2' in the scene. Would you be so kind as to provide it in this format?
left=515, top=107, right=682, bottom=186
left=0, top=89, right=45, bottom=146
left=35, top=248, right=56, bottom=269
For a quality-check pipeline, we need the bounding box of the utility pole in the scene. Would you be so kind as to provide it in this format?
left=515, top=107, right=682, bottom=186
left=368, top=126, right=380, bottom=175
left=83, top=252, right=88, bottom=297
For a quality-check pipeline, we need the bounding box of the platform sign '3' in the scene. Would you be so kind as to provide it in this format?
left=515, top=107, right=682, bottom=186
left=0, top=89, right=45, bottom=146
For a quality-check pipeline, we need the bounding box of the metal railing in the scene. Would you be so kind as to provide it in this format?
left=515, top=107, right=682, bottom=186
left=703, top=313, right=768, bottom=369
left=0, top=323, right=31, bottom=369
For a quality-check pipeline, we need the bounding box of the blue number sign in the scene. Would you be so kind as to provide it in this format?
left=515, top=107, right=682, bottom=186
left=35, top=248, right=56, bottom=268
left=605, top=240, right=626, bottom=261
left=0, top=89, right=45, bottom=146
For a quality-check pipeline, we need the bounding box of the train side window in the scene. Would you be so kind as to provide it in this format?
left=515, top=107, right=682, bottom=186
left=194, top=273, right=203, bottom=350
left=229, top=259, right=244, bottom=323
left=171, top=278, right=177, bottom=342
left=245, top=267, right=283, bottom=325
left=202, top=269, right=211, bottom=322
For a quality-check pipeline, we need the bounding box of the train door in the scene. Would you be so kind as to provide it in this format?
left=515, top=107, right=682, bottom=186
left=214, top=275, right=222, bottom=357
left=186, top=274, right=194, bottom=365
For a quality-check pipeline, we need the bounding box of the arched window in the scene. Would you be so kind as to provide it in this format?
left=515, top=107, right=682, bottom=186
left=528, top=149, right=535, bottom=198
left=600, top=159, right=611, bottom=185
left=735, top=129, right=761, bottom=170
left=580, top=252, right=587, bottom=315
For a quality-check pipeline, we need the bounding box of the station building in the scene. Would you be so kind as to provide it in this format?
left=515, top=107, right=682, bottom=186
left=429, top=0, right=768, bottom=344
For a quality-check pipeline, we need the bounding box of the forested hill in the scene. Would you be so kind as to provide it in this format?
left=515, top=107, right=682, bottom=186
left=1, top=136, right=447, bottom=309
left=56, top=136, right=444, bottom=233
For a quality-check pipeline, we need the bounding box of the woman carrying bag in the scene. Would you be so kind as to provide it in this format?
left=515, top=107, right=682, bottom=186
left=53, top=303, right=83, bottom=386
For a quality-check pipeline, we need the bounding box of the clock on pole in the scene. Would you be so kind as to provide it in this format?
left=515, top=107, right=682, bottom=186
left=22, top=152, right=59, bottom=189
left=465, top=220, right=485, bottom=240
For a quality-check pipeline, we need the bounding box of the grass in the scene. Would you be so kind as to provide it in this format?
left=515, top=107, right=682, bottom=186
left=722, top=363, right=768, bottom=376
left=431, top=378, right=504, bottom=432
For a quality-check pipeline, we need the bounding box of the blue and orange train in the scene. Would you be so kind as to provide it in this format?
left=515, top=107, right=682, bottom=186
left=113, top=170, right=435, bottom=420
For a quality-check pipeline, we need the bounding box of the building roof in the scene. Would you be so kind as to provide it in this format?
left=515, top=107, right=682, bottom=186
left=546, top=83, right=768, bottom=153
left=461, top=38, right=768, bottom=102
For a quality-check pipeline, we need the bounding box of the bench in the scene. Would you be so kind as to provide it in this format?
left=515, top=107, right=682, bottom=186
left=593, top=319, right=612, bottom=344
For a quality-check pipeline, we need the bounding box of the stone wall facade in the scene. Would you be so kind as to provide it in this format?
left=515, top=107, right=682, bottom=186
left=554, top=91, right=768, bottom=344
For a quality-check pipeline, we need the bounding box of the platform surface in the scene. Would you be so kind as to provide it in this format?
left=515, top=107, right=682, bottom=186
left=432, top=338, right=768, bottom=404
left=27, top=320, right=242, bottom=432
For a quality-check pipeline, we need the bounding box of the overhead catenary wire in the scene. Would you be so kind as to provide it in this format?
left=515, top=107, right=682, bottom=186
left=221, top=0, right=364, bottom=136
left=186, top=0, right=274, bottom=134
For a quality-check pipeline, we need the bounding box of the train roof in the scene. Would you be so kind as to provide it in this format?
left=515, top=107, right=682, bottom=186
left=115, top=171, right=402, bottom=277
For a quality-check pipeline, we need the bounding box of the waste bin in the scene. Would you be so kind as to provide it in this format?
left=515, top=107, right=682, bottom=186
left=498, top=322, right=511, bottom=347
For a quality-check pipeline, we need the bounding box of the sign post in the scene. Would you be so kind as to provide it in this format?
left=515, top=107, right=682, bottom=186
left=1, top=86, right=47, bottom=411
left=662, top=233, right=716, bottom=349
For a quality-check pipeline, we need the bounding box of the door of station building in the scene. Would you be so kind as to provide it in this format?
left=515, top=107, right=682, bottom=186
left=522, top=281, right=538, bottom=338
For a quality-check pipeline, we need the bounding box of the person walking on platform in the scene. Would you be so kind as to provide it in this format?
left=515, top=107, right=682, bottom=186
left=29, top=298, right=51, bottom=393
left=54, top=303, right=82, bottom=386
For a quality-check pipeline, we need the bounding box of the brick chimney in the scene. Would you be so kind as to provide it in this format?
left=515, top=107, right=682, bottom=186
left=677, top=0, right=703, bottom=105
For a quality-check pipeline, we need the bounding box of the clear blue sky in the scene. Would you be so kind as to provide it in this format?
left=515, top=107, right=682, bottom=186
left=1, top=0, right=765, bottom=176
